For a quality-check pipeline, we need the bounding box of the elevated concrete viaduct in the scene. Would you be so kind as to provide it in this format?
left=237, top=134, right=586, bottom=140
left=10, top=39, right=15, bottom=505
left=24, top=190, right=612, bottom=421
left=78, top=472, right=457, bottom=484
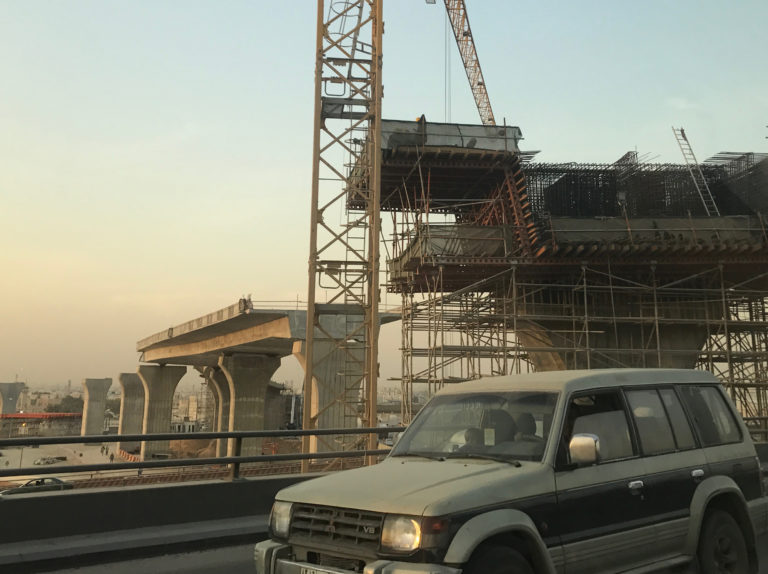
left=133, top=299, right=398, bottom=459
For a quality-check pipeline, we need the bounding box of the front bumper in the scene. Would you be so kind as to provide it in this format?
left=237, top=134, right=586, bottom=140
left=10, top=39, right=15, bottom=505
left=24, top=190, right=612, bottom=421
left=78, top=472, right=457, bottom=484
left=254, top=540, right=462, bottom=574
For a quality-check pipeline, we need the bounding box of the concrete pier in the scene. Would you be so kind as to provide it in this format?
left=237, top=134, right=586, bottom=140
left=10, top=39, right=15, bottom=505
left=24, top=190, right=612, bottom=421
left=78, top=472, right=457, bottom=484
left=80, top=378, right=112, bottom=436
left=117, top=373, right=145, bottom=453
left=0, top=382, right=26, bottom=414
left=218, top=354, right=280, bottom=457
left=293, top=339, right=363, bottom=452
left=138, top=365, right=187, bottom=460
left=197, top=366, right=230, bottom=458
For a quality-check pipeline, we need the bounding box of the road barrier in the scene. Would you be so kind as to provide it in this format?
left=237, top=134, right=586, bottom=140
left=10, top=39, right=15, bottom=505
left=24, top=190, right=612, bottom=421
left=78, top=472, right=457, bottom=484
left=0, top=426, right=406, bottom=482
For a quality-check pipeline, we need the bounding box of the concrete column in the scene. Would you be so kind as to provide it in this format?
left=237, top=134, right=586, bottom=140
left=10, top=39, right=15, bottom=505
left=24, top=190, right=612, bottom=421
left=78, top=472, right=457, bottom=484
left=0, top=382, right=26, bottom=414
left=117, top=373, right=145, bottom=454
left=218, top=354, right=280, bottom=458
left=293, top=338, right=364, bottom=453
left=81, top=378, right=112, bottom=436
left=198, top=366, right=230, bottom=458
left=138, top=364, right=187, bottom=460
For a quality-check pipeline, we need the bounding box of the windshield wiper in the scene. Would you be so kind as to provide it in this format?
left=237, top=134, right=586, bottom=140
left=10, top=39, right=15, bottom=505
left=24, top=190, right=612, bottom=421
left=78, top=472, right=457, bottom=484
left=390, top=453, right=445, bottom=461
left=444, top=452, right=522, bottom=466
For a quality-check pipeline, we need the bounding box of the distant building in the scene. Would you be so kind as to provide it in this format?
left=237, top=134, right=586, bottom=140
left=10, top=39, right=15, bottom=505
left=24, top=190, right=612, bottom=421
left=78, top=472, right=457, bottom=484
left=187, top=394, right=199, bottom=422
left=171, top=418, right=200, bottom=433
left=18, top=390, right=54, bottom=413
left=103, top=409, right=119, bottom=434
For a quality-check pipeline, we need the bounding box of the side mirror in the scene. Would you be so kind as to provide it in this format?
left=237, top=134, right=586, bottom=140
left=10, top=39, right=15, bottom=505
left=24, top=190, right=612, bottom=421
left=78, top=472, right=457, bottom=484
left=569, top=433, right=600, bottom=466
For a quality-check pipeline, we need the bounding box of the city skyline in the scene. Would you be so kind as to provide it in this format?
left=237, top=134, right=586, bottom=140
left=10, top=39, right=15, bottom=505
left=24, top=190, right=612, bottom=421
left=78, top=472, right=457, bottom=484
left=2, top=1, right=766, bottom=387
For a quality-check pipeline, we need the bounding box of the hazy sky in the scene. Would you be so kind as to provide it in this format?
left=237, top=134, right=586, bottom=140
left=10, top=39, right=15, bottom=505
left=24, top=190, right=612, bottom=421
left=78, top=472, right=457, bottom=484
left=1, top=1, right=766, bottom=390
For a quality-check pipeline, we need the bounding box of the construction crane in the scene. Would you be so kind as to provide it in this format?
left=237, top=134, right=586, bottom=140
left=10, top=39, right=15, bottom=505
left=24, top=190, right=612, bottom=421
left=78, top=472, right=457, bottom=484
left=303, top=0, right=500, bottom=457
left=428, top=0, right=496, bottom=125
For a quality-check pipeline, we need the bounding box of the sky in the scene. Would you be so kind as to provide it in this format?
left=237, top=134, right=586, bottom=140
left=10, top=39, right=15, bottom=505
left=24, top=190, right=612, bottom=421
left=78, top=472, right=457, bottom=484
left=1, top=0, right=766, bottom=390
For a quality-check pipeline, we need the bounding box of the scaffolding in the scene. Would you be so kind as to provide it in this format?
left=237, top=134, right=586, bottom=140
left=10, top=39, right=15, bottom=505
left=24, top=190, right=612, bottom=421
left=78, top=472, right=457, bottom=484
left=384, top=133, right=768, bottom=441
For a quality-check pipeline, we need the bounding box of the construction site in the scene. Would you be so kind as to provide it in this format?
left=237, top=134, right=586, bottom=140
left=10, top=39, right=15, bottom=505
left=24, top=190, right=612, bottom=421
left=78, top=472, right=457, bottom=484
left=383, top=123, right=768, bottom=436
left=300, top=0, right=768, bottom=448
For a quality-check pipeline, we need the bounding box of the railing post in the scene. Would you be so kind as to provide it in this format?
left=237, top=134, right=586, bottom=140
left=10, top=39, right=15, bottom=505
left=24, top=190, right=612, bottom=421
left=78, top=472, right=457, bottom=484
left=229, top=436, right=242, bottom=481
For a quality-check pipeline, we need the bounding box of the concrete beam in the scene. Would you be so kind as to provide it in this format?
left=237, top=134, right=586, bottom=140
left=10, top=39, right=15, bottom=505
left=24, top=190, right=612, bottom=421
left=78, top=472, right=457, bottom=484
left=117, top=373, right=145, bottom=454
left=138, top=365, right=187, bottom=460
left=218, top=354, right=280, bottom=457
left=81, top=378, right=112, bottom=437
left=141, top=317, right=292, bottom=364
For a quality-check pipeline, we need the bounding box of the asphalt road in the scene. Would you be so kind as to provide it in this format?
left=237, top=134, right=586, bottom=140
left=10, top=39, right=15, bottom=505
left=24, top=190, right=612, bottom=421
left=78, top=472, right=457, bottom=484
left=26, top=544, right=257, bottom=574
left=24, top=536, right=768, bottom=574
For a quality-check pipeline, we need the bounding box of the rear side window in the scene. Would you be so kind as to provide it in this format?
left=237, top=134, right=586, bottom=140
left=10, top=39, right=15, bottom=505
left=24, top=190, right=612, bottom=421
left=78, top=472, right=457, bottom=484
left=659, top=389, right=696, bottom=450
left=626, top=389, right=676, bottom=455
left=678, top=385, right=741, bottom=446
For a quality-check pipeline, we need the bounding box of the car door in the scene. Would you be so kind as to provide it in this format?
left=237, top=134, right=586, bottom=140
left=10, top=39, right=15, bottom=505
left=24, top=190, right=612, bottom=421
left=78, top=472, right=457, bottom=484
left=679, top=385, right=763, bottom=502
left=625, top=386, right=707, bottom=559
left=553, top=389, right=657, bottom=574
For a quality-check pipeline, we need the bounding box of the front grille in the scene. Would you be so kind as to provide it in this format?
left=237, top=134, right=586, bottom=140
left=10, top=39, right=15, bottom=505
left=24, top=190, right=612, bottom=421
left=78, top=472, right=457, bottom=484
left=313, top=552, right=365, bottom=572
left=290, top=503, right=383, bottom=552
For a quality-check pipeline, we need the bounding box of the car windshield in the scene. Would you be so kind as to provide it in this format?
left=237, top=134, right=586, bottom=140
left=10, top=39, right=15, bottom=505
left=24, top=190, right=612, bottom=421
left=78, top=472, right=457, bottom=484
left=390, top=391, right=559, bottom=462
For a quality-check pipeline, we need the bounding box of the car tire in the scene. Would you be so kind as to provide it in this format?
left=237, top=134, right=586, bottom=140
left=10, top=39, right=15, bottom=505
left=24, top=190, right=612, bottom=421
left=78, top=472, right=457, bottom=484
left=697, top=509, right=749, bottom=574
left=463, top=544, right=534, bottom=574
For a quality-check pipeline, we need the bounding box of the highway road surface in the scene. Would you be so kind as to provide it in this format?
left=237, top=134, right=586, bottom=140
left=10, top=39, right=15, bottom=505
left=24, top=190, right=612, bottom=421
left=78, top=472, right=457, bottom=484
left=22, top=533, right=768, bottom=574
left=30, top=543, right=258, bottom=574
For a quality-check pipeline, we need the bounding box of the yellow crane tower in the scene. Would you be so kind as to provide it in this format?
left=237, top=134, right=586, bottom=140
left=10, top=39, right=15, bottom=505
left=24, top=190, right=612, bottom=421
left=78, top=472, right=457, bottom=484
left=303, top=1, right=497, bottom=466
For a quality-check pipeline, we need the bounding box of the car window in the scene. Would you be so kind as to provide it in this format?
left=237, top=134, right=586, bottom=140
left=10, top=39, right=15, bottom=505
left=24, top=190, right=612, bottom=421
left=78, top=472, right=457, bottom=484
left=678, top=385, right=741, bottom=446
left=390, top=391, right=559, bottom=462
left=560, top=390, right=635, bottom=464
left=626, top=389, right=676, bottom=455
left=659, top=389, right=696, bottom=450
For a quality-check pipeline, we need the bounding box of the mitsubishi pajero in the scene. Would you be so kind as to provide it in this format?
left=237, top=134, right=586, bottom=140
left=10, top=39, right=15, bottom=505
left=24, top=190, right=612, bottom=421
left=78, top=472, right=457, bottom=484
left=255, top=369, right=768, bottom=574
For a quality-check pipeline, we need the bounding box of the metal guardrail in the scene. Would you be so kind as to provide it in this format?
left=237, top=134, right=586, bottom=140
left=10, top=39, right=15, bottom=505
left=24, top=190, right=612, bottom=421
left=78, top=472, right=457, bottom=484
left=0, top=426, right=407, bottom=481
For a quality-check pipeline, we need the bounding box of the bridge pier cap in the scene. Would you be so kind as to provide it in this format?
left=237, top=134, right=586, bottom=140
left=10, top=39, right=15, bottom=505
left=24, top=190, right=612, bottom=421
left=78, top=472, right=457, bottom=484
left=138, top=364, right=187, bottom=460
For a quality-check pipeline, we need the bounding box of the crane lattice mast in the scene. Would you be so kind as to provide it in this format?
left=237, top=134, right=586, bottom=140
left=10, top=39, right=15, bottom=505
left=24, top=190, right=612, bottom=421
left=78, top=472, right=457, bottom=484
left=442, top=0, right=496, bottom=126
left=303, top=0, right=383, bottom=468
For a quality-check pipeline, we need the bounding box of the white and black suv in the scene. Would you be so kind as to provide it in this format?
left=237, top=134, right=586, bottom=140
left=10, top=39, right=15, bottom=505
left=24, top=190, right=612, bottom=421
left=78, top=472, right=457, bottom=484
left=255, top=369, right=768, bottom=574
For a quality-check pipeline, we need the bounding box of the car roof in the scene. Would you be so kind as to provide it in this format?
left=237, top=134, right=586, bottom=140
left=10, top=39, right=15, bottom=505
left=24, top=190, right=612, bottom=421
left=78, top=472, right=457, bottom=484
left=434, top=368, right=719, bottom=396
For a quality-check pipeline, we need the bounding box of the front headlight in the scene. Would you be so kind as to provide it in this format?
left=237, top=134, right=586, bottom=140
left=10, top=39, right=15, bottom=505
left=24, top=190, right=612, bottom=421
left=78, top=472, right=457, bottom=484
left=269, top=501, right=292, bottom=538
left=381, top=515, right=421, bottom=552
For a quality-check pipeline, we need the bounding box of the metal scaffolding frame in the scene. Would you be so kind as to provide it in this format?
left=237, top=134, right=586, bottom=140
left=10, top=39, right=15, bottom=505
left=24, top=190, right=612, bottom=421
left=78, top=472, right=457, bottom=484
left=396, top=261, right=768, bottom=434
left=387, top=151, right=768, bottom=439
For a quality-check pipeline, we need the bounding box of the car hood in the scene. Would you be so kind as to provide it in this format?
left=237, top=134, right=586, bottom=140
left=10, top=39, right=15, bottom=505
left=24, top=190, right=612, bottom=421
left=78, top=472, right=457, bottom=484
left=277, top=456, right=554, bottom=516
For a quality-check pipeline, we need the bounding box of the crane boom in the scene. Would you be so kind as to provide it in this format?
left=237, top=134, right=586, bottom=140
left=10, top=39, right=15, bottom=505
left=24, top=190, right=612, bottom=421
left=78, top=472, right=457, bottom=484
left=443, top=0, right=496, bottom=126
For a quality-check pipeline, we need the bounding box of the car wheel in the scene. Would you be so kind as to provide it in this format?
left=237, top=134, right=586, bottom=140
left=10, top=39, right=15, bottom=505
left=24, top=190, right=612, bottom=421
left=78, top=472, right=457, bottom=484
left=697, top=509, right=749, bottom=574
left=463, top=544, right=534, bottom=574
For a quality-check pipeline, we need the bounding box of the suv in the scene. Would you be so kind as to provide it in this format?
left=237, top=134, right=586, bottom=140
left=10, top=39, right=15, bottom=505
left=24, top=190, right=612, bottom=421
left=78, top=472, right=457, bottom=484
left=255, top=369, right=768, bottom=574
